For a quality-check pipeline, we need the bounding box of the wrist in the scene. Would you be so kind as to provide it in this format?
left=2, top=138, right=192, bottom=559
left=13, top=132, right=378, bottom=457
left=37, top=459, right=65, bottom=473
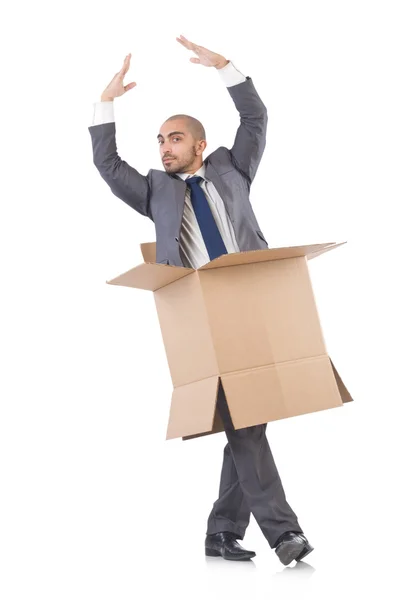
left=100, top=96, right=114, bottom=102
left=215, top=58, right=229, bottom=70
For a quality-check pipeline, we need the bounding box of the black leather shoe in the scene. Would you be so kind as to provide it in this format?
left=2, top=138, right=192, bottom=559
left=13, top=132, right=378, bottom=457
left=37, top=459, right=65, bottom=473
left=275, top=531, right=313, bottom=565
left=205, top=532, right=256, bottom=561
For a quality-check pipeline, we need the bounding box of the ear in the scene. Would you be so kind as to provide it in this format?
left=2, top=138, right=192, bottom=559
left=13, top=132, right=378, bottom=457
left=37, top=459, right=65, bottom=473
left=196, top=140, right=207, bottom=155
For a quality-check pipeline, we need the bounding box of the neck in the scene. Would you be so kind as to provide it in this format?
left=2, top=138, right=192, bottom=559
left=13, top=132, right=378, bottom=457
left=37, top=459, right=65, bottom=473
left=185, top=161, right=203, bottom=175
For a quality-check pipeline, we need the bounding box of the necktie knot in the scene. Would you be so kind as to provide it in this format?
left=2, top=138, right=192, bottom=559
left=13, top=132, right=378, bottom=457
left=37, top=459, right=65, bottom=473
left=186, top=175, right=203, bottom=186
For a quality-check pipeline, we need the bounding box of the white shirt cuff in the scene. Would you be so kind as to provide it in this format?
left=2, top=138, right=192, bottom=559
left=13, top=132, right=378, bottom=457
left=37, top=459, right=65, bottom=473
left=217, top=61, right=246, bottom=87
left=92, top=101, right=115, bottom=126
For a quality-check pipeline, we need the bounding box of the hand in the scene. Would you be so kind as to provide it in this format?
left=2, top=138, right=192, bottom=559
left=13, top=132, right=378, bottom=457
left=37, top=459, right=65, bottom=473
left=176, top=35, right=228, bottom=69
left=101, top=54, right=136, bottom=101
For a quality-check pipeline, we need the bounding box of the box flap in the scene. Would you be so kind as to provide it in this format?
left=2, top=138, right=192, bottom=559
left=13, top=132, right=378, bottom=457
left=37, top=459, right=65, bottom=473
left=220, top=355, right=343, bottom=429
left=182, top=409, right=224, bottom=441
left=307, top=242, right=346, bottom=260
left=330, top=359, right=353, bottom=403
left=106, top=263, right=194, bottom=292
left=140, top=242, right=157, bottom=263
left=166, top=376, right=220, bottom=440
left=197, top=243, right=340, bottom=271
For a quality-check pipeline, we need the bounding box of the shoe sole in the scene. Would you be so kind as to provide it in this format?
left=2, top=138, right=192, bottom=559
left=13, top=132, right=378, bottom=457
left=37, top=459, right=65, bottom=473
left=205, top=548, right=256, bottom=561
left=276, top=539, right=314, bottom=566
left=296, top=543, right=314, bottom=562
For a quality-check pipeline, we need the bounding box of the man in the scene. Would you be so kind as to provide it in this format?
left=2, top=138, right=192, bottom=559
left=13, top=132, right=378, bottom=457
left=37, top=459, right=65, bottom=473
left=88, top=35, right=313, bottom=565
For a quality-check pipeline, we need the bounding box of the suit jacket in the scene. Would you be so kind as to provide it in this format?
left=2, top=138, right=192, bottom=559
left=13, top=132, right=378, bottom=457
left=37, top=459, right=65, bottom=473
left=88, top=76, right=269, bottom=267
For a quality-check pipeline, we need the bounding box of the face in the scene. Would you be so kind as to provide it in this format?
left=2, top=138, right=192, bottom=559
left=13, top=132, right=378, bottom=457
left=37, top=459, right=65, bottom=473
left=158, top=118, right=206, bottom=174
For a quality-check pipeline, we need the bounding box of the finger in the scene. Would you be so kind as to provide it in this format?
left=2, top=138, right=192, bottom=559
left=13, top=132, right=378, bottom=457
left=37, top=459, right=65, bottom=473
left=176, top=37, right=191, bottom=50
left=180, top=34, right=197, bottom=47
left=124, top=82, right=137, bottom=92
left=181, top=35, right=199, bottom=48
left=190, top=58, right=200, bottom=64
left=192, top=44, right=203, bottom=56
left=119, top=54, right=131, bottom=76
left=177, top=35, right=195, bottom=50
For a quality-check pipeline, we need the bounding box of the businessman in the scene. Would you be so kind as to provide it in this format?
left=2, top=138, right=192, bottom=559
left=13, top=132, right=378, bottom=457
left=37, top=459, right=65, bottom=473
left=88, top=36, right=313, bottom=565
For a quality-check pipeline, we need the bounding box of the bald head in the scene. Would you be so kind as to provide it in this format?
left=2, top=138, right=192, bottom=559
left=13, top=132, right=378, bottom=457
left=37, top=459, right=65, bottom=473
left=165, top=114, right=206, bottom=142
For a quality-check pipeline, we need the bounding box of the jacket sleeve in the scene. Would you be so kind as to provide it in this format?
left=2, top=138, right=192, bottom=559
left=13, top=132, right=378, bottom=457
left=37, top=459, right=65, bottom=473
left=226, top=77, right=268, bottom=184
left=88, top=121, right=152, bottom=220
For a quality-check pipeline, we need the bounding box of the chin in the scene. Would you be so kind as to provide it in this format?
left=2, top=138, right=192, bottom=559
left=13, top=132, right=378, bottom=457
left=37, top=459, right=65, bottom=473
left=164, top=163, right=179, bottom=173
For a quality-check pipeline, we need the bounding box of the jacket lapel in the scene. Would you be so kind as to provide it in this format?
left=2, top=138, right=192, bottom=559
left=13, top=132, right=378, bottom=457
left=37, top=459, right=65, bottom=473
left=205, top=161, right=234, bottom=222
left=169, top=174, right=187, bottom=238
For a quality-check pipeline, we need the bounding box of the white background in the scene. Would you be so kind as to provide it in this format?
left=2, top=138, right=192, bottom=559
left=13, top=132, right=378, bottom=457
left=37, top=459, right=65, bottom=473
left=1, top=1, right=396, bottom=598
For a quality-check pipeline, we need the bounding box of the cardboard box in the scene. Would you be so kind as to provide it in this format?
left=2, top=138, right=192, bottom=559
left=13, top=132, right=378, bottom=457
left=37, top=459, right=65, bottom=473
left=107, top=242, right=353, bottom=441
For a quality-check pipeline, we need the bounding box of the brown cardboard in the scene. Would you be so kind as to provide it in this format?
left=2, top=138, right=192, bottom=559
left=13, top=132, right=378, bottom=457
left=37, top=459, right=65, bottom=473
left=107, top=241, right=352, bottom=440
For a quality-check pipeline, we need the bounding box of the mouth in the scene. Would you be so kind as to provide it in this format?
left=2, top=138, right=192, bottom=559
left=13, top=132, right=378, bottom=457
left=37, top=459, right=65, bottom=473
left=163, top=158, right=174, bottom=164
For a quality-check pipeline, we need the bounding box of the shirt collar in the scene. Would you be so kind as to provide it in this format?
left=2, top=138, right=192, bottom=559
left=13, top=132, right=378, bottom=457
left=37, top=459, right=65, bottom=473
left=176, top=164, right=207, bottom=182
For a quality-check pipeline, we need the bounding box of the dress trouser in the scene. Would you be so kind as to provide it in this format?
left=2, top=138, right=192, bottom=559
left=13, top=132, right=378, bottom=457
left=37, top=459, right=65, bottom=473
left=206, top=383, right=303, bottom=548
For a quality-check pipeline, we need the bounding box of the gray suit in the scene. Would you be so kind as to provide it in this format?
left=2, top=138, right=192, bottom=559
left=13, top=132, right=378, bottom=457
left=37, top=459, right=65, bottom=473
left=89, top=76, right=302, bottom=546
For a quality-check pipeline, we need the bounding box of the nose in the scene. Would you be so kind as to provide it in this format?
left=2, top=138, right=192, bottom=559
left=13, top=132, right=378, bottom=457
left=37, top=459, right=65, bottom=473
left=161, top=142, right=172, bottom=156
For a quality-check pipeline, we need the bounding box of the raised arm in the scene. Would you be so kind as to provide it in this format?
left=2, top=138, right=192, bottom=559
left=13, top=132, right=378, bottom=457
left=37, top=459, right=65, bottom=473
left=88, top=54, right=152, bottom=219
left=226, top=77, right=268, bottom=184
left=176, top=36, right=268, bottom=184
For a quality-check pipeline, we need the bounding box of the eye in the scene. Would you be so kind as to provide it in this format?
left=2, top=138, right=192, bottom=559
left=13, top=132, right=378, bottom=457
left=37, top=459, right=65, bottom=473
left=173, top=137, right=181, bottom=142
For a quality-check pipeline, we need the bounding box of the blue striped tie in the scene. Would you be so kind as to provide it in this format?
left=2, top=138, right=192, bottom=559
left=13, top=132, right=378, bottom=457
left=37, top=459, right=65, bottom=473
left=186, top=176, right=227, bottom=260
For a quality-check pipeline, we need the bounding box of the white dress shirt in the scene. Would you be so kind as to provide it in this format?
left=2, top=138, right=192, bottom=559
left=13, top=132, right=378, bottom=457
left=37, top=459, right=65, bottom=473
left=91, top=61, right=246, bottom=269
